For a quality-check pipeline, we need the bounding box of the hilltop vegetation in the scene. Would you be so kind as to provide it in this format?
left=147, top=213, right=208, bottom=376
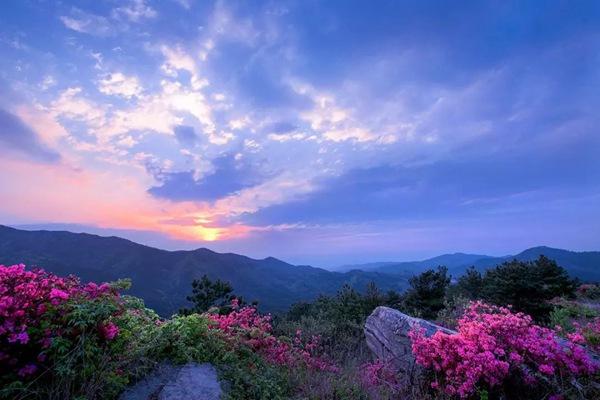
left=2, top=258, right=600, bottom=400
left=339, top=247, right=600, bottom=282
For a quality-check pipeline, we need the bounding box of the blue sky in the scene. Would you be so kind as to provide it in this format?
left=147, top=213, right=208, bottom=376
left=0, top=0, right=599, bottom=266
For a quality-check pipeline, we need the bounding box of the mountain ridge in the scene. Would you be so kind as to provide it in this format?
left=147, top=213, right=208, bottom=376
left=0, top=225, right=407, bottom=315
left=336, top=245, right=600, bottom=281
left=2, top=225, right=599, bottom=316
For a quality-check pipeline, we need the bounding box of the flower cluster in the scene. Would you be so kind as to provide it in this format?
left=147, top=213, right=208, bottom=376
left=410, top=301, right=598, bottom=398
left=207, top=299, right=336, bottom=371
left=360, top=359, right=401, bottom=389
left=570, top=318, right=600, bottom=353
left=0, top=264, right=120, bottom=380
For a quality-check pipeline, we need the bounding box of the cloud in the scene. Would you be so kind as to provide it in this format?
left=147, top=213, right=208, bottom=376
left=173, top=125, right=198, bottom=146
left=5, top=0, right=600, bottom=263
left=50, top=88, right=105, bottom=128
left=0, top=108, right=61, bottom=163
left=268, top=132, right=306, bottom=142
left=149, top=153, right=266, bottom=201
left=98, top=72, right=143, bottom=98
left=160, top=45, right=207, bottom=90
left=242, top=139, right=600, bottom=226
left=60, top=9, right=113, bottom=37
left=171, top=0, right=192, bottom=10
left=39, top=76, right=57, bottom=91
left=289, top=81, right=383, bottom=143
left=49, top=80, right=215, bottom=145
left=112, top=0, right=157, bottom=22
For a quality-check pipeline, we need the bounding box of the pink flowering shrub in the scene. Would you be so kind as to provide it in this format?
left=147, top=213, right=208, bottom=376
left=410, top=301, right=598, bottom=398
left=0, top=264, right=121, bottom=384
left=207, top=298, right=337, bottom=371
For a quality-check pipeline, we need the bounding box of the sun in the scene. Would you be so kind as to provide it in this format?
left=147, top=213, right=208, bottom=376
left=181, top=224, right=223, bottom=242
left=198, top=226, right=220, bottom=242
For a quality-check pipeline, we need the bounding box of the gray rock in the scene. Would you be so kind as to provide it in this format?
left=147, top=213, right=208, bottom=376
left=119, top=363, right=222, bottom=400
left=364, top=306, right=455, bottom=372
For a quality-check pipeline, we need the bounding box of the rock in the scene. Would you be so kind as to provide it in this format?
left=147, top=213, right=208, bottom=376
left=119, top=362, right=222, bottom=400
left=364, top=306, right=455, bottom=372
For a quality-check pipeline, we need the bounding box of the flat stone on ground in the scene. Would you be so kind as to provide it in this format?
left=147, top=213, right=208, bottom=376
left=119, top=362, right=222, bottom=400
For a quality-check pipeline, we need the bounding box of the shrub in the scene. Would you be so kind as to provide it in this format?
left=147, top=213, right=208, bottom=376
left=206, top=299, right=336, bottom=372
left=274, top=283, right=399, bottom=364
left=549, top=298, right=599, bottom=333
left=410, top=301, right=598, bottom=399
left=152, top=312, right=290, bottom=399
left=577, top=284, right=600, bottom=300
left=0, top=264, right=129, bottom=399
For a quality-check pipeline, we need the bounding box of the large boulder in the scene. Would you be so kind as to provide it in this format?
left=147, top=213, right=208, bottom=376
left=364, top=306, right=455, bottom=372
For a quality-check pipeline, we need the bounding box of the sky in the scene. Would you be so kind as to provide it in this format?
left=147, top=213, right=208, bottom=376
left=0, top=0, right=599, bottom=267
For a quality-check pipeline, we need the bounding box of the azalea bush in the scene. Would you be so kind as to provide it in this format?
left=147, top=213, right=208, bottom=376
left=0, top=264, right=134, bottom=399
left=207, top=298, right=336, bottom=372
left=410, top=301, right=599, bottom=399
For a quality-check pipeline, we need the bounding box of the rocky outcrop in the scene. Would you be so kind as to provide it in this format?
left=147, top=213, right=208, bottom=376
left=119, top=362, right=222, bottom=400
left=364, top=306, right=455, bottom=372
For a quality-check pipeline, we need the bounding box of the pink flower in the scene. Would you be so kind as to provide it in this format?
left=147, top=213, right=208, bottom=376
left=206, top=300, right=337, bottom=372
left=18, top=363, right=37, bottom=377
left=99, top=322, right=119, bottom=341
left=49, top=288, right=69, bottom=301
left=539, top=364, right=555, bottom=375
left=410, top=301, right=598, bottom=398
left=8, top=331, right=29, bottom=344
left=1, top=264, right=123, bottom=379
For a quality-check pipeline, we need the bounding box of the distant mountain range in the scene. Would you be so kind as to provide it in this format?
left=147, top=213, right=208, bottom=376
left=2, top=225, right=598, bottom=316
left=336, top=247, right=600, bottom=282
left=0, top=225, right=408, bottom=315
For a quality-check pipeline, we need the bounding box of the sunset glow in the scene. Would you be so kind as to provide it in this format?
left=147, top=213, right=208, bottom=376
left=0, top=1, right=599, bottom=265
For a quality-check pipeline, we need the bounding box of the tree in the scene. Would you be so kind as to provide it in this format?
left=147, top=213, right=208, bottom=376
left=363, top=281, right=385, bottom=313
left=453, top=267, right=484, bottom=300
left=403, top=266, right=450, bottom=319
left=180, top=274, right=235, bottom=314
left=481, top=256, right=577, bottom=321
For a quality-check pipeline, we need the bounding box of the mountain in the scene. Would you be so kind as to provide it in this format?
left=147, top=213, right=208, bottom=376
left=0, top=225, right=408, bottom=316
left=337, top=253, right=492, bottom=275
left=467, top=246, right=600, bottom=281
left=336, top=247, right=600, bottom=282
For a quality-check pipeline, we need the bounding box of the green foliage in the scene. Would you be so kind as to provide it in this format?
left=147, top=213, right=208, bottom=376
left=480, top=256, right=577, bottom=321
left=436, top=295, right=471, bottom=329
left=153, top=314, right=221, bottom=363
left=402, top=266, right=450, bottom=319
left=153, top=313, right=289, bottom=399
left=1, top=290, right=162, bottom=400
left=549, top=299, right=599, bottom=332
left=275, top=282, right=401, bottom=364
left=5, top=254, right=587, bottom=400
left=577, top=284, right=600, bottom=300
left=180, top=274, right=235, bottom=314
